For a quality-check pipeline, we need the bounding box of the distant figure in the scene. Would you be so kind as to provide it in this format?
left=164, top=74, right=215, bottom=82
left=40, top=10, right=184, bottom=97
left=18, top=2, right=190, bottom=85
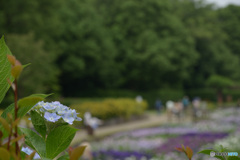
left=237, top=99, right=240, bottom=108
left=192, top=97, right=201, bottom=121
left=155, top=99, right=162, bottom=114
left=166, top=100, right=175, bottom=121
left=182, top=96, right=189, bottom=111
left=171, top=101, right=183, bottom=121
left=84, top=112, right=103, bottom=135
left=201, top=100, right=208, bottom=118
left=136, top=95, right=143, bottom=103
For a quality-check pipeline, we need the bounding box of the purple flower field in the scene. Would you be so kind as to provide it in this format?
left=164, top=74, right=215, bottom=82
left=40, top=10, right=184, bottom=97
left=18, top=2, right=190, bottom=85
left=155, top=132, right=228, bottom=153
left=91, top=107, right=240, bottom=160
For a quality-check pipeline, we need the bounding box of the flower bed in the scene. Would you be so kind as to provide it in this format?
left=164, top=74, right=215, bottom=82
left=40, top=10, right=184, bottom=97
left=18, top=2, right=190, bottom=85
left=91, top=107, right=240, bottom=160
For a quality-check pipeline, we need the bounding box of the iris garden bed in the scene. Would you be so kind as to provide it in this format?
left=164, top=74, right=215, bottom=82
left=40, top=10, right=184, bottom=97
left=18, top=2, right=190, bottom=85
left=90, top=107, right=240, bottom=160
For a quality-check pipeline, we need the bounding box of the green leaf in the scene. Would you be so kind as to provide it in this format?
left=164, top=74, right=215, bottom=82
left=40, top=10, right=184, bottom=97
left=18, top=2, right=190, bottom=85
left=22, top=63, right=31, bottom=69
left=0, top=94, right=50, bottom=138
left=46, top=125, right=77, bottom=159
left=18, top=93, right=52, bottom=108
left=18, top=94, right=52, bottom=118
left=0, top=103, right=14, bottom=138
left=30, top=110, right=47, bottom=139
left=227, top=156, right=240, bottom=160
left=0, top=117, right=10, bottom=133
left=0, top=103, right=14, bottom=119
left=198, top=149, right=216, bottom=155
left=57, top=155, right=70, bottom=160
left=20, top=127, right=46, bottom=158
left=198, top=149, right=225, bottom=160
left=0, top=36, right=14, bottom=105
left=42, top=158, right=52, bottom=160
left=1, top=94, right=50, bottom=119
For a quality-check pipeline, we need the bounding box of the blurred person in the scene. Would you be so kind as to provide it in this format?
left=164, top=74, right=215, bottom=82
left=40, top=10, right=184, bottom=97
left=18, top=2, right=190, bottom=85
left=182, top=96, right=190, bottom=111
left=172, top=101, right=183, bottom=121
left=136, top=95, right=143, bottom=103
left=192, top=97, right=201, bottom=121
left=84, top=112, right=103, bottom=136
left=201, top=100, right=208, bottom=118
left=155, top=99, right=162, bottom=114
left=166, top=100, right=174, bottom=121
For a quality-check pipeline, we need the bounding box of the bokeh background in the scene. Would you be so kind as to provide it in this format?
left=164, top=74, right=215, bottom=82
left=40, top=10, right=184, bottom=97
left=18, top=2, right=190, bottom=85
left=1, top=0, right=240, bottom=159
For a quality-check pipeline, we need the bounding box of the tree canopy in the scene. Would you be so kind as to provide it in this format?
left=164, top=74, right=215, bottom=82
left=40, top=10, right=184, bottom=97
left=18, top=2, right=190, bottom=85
left=0, top=0, right=240, bottom=97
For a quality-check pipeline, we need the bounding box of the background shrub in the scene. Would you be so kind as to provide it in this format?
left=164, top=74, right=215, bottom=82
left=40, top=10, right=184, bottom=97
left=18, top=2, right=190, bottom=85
left=70, top=98, right=148, bottom=120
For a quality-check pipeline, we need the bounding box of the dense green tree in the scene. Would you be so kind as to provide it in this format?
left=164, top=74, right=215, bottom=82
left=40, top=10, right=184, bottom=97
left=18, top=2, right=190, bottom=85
left=0, top=0, right=64, bottom=96
left=52, top=0, right=121, bottom=96
left=1, top=0, right=240, bottom=98
left=96, top=0, right=198, bottom=90
left=173, top=0, right=240, bottom=88
left=217, top=5, right=240, bottom=56
left=206, top=75, right=236, bottom=103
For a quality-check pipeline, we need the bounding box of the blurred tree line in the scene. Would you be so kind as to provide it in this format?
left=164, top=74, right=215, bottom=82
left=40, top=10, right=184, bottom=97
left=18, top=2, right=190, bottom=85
left=1, top=0, right=240, bottom=100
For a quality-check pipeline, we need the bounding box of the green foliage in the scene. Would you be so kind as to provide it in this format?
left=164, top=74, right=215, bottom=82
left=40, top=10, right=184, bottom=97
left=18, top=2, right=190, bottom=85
left=223, top=89, right=240, bottom=101
left=57, top=155, right=70, bottom=160
left=198, top=145, right=240, bottom=160
left=71, top=98, right=148, bottom=120
left=1, top=94, right=50, bottom=120
left=218, top=5, right=240, bottom=57
left=30, top=110, right=47, bottom=139
left=198, top=149, right=225, bottom=160
left=0, top=38, right=84, bottom=160
left=228, top=156, right=240, bottom=160
left=207, top=75, right=235, bottom=89
left=1, top=0, right=240, bottom=99
left=186, top=88, right=216, bottom=101
left=6, top=33, right=60, bottom=97
left=0, top=36, right=13, bottom=104
left=0, top=117, right=11, bottom=133
left=46, top=125, right=77, bottom=159
left=20, top=128, right=47, bottom=158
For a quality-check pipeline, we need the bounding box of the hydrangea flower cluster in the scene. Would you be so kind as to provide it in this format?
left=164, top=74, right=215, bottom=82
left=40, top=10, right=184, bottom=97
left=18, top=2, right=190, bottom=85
left=33, top=101, right=82, bottom=125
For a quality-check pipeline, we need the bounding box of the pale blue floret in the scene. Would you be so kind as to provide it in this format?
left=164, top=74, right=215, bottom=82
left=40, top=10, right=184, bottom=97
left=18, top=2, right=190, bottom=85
left=75, top=116, right=82, bottom=121
left=33, top=153, right=41, bottom=159
left=66, top=109, right=82, bottom=121
left=44, top=112, right=61, bottom=122
left=56, top=105, right=68, bottom=115
left=62, top=113, right=75, bottom=124
left=52, top=101, right=61, bottom=105
left=69, top=109, right=77, bottom=117
left=39, top=107, right=45, bottom=112
left=21, top=147, right=41, bottom=159
left=21, top=147, right=32, bottom=155
left=43, top=102, right=57, bottom=111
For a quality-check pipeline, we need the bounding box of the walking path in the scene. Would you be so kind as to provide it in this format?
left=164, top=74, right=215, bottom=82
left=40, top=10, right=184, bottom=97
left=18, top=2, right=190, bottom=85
left=71, top=112, right=192, bottom=146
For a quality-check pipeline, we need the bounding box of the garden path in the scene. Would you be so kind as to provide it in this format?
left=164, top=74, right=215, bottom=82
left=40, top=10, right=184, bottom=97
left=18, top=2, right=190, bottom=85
left=71, top=112, right=192, bottom=146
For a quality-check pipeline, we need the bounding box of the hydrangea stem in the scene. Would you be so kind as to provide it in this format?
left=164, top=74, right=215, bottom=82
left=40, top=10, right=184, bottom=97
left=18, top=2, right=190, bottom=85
left=14, top=80, right=20, bottom=157
left=7, top=127, right=12, bottom=150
